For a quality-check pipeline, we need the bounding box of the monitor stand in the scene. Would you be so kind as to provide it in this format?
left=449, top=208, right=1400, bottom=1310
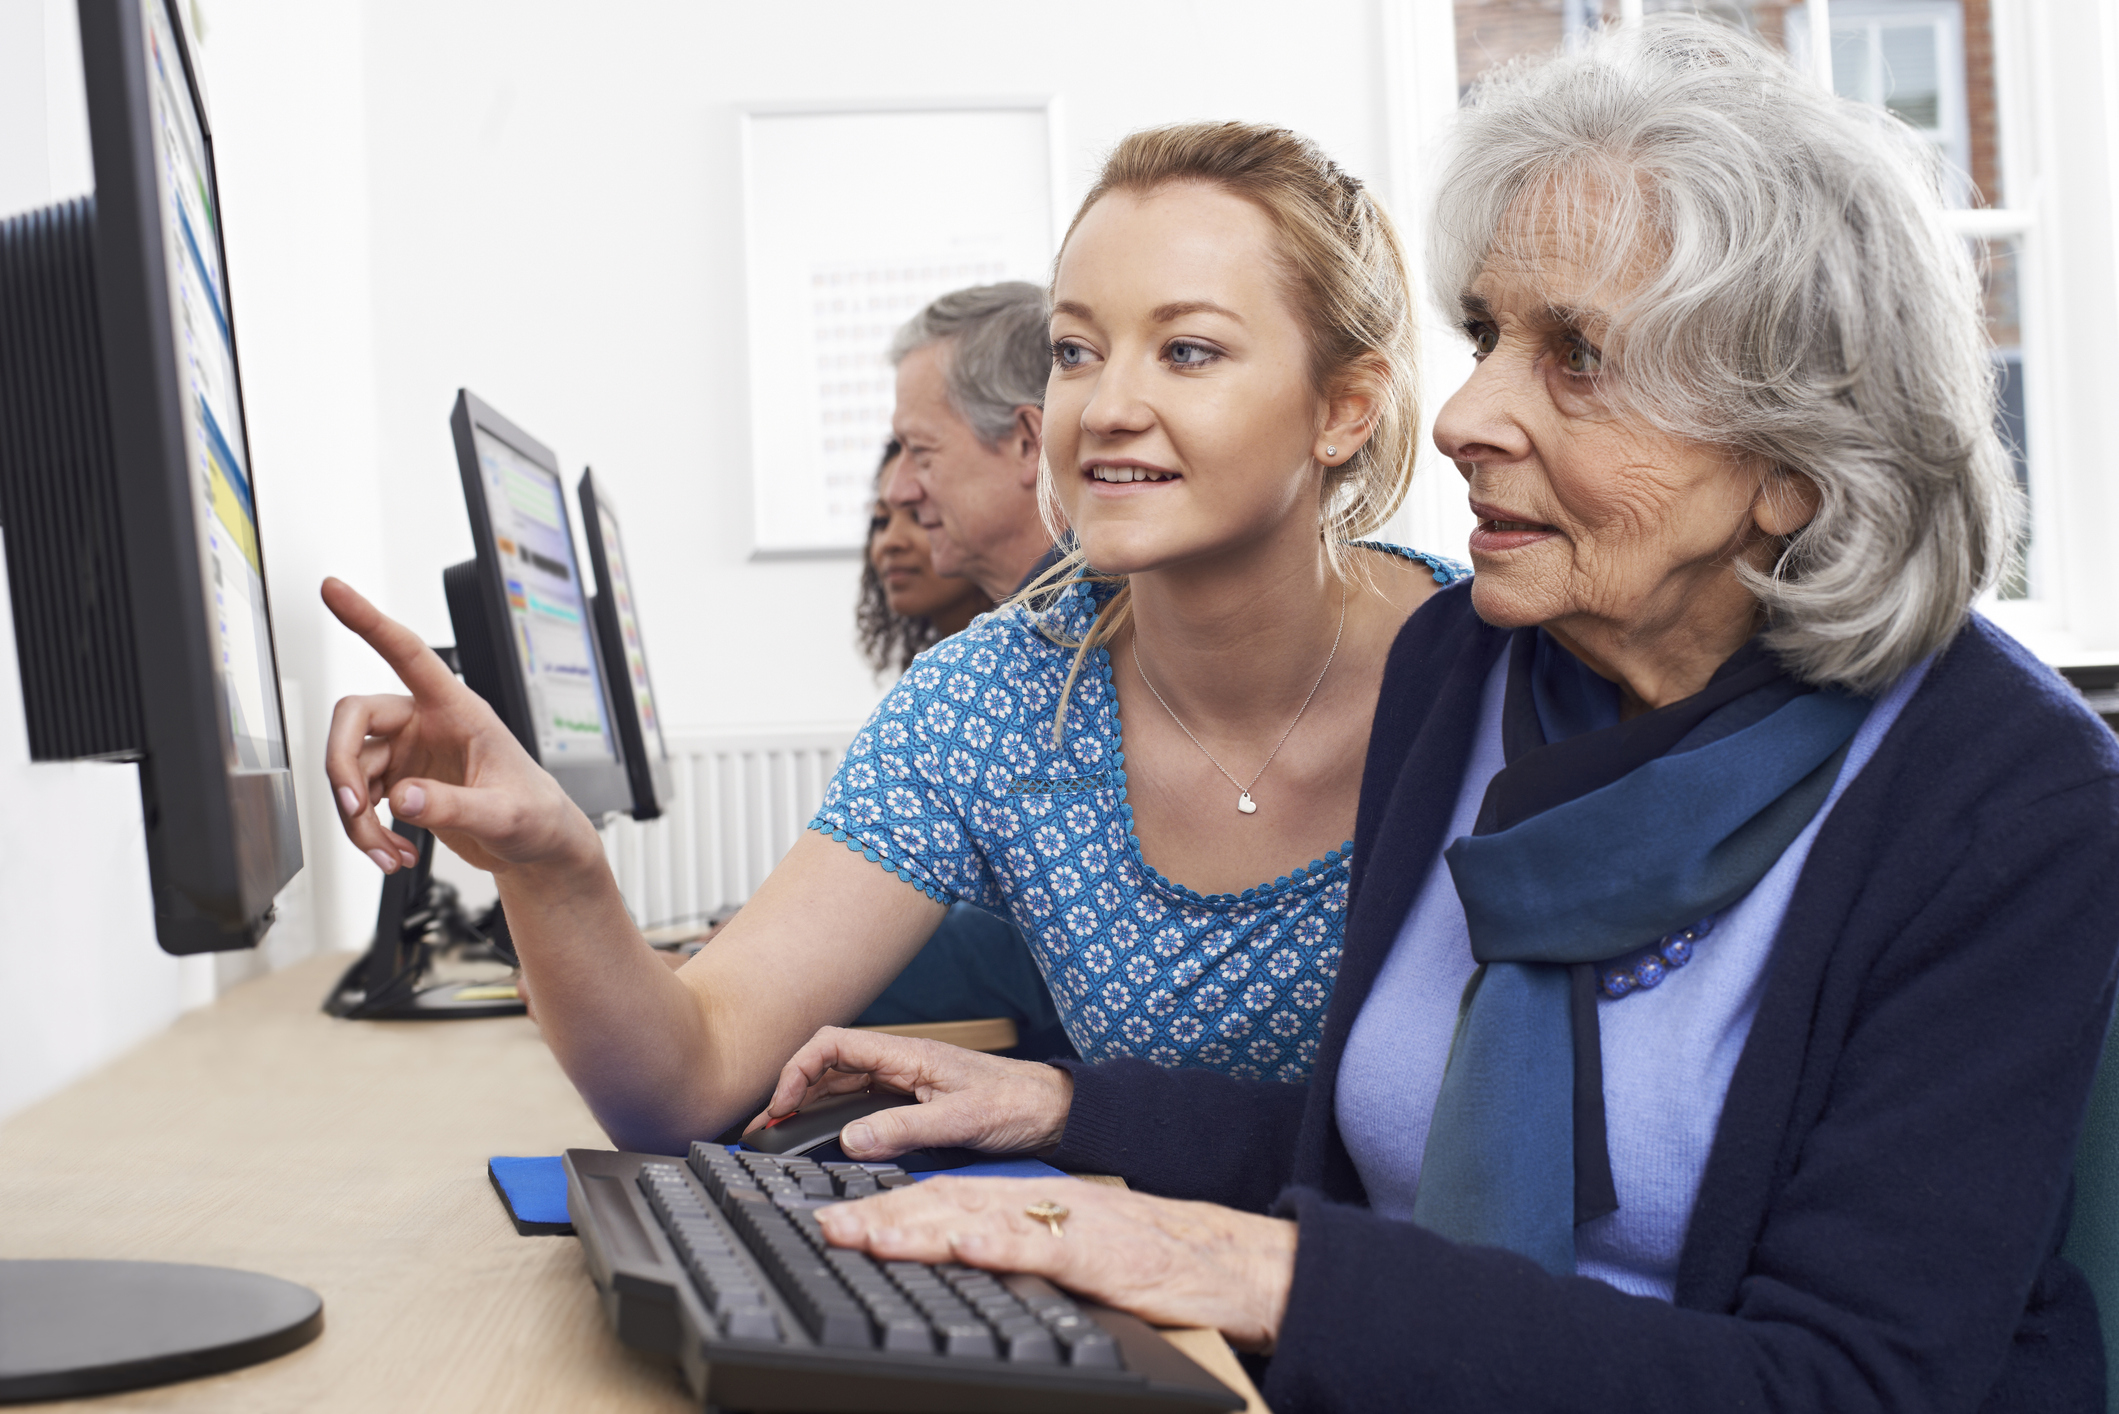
left=322, top=818, right=526, bottom=1020
left=0, top=1259, right=321, bottom=1400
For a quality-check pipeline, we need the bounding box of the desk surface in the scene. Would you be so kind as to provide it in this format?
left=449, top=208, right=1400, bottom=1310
left=0, top=953, right=1264, bottom=1413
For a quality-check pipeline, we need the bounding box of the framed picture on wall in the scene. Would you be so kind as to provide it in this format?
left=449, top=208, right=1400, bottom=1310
left=738, top=98, right=1062, bottom=557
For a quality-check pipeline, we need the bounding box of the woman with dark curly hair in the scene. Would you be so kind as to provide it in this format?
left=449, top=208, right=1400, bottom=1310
left=856, top=441, right=991, bottom=677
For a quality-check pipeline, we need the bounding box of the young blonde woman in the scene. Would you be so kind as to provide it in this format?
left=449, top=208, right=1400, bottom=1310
left=321, top=122, right=1464, bottom=1155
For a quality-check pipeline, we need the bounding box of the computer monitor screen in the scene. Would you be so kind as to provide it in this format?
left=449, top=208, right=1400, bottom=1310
left=144, top=0, right=284, bottom=772
left=592, top=494, right=665, bottom=761
left=578, top=469, right=673, bottom=819
left=444, top=390, right=631, bottom=817
left=471, top=428, right=615, bottom=765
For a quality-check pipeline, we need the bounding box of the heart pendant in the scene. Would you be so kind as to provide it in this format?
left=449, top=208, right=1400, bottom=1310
left=1237, top=792, right=1257, bottom=814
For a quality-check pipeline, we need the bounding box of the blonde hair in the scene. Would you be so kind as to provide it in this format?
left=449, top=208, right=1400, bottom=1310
left=1025, top=121, right=1421, bottom=743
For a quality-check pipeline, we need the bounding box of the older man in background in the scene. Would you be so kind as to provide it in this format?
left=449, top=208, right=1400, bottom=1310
left=847, top=281, right=1072, bottom=1061
left=883, top=282, right=1058, bottom=601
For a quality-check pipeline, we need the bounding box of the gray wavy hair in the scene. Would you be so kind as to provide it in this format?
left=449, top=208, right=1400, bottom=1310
left=889, top=281, right=1050, bottom=445
left=1432, top=17, right=2021, bottom=694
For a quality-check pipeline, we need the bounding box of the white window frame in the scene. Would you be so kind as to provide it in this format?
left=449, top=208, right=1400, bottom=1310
left=1377, top=0, right=1480, bottom=561
left=1793, top=0, right=1972, bottom=202
left=1975, top=0, right=2119, bottom=664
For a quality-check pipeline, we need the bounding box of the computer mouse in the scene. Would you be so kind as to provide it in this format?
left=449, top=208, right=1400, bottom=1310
left=740, top=1090, right=918, bottom=1157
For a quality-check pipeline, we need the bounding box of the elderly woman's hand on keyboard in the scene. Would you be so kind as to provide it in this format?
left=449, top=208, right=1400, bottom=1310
left=750, top=1027, right=1074, bottom=1159
left=814, top=1175, right=1296, bottom=1353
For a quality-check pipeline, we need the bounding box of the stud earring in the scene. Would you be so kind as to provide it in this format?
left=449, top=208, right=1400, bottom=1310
left=1325, top=445, right=1338, bottom=458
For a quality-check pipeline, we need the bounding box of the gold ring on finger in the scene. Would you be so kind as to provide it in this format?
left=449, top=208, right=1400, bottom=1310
left=1024, top=1200, right=1069, bottom=1238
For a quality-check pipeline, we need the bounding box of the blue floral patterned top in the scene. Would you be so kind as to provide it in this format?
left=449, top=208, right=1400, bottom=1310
left=810, top=543, right=1470, bottom=1082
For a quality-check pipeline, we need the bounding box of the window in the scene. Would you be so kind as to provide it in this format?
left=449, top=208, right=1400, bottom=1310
left=1439, top=0, right=2043, bottom=607
left=1792, top=3, right=1972, bottom=202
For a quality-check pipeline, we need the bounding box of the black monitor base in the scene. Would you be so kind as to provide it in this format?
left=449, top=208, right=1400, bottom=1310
left=323, top=818, right=525, bottom=1021
left=0, top=1259, right=321, bottom=1402
left=324, top=970, right=526, bottom=1020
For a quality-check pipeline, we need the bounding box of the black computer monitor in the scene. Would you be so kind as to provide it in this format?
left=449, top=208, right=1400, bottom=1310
left=322, top=393, right=632, bottom=1023
left=0, top=0, right=300, bottom=955
left=0, top=0, right=320, bottom=1398
left=443, top=389, right=633, bottom=818
left=578, top=468, right=674, bottom=820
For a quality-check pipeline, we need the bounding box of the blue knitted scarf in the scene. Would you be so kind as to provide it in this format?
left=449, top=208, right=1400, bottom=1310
left=1410, top=629, right=1869, bottom=1274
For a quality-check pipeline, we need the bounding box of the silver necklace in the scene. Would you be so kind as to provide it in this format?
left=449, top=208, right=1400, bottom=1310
left=1130, top=582, right=1348, bottom=815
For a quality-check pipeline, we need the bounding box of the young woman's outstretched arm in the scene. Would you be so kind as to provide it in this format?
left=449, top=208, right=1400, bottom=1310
left=321, top=577, right=946, bottom=1153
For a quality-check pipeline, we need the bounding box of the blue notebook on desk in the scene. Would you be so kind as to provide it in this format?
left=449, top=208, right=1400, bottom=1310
left=489, top=1149, right=1070, bottom=1236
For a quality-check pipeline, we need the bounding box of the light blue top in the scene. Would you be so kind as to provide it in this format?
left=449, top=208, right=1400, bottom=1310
left=810, top=543, right=1468, bottom=1081
left=1335, top=649, right=1932, bottom=1299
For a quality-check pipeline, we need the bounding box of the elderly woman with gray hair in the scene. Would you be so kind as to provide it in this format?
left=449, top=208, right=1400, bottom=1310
left=768, top=19, right=2119, bottom=1411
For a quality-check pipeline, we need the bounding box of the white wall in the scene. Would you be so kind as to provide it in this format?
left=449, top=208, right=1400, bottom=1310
left=195, top=0, right=396, bottom=975
left=0, top=541, right=201, bottom=1121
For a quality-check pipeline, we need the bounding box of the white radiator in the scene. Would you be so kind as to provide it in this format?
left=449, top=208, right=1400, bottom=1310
left=599, top=726, right=858, bottom=932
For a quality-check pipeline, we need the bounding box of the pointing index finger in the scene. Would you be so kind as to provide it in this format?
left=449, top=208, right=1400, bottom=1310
left=321, top=577, right=462, bottom=701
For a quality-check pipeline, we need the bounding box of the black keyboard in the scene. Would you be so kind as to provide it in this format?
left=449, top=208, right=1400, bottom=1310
left=564, top=1146, right=1245, bottom=1413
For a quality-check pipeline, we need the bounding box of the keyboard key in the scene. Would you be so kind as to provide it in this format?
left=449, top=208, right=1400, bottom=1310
left=1067, top=1330, right=1121, bottom=1369
left=1017, top=1287, right=1085, bottom=1322
left=722, top=1306, right=780, bottom=1342
left=937, top=1321, right=998, bottom=1359
left=879, top=1316, right=933, bottom=1353
left=877, top=1172, right=916, bottom=1189
left=825, top=1250, right=890, bottom=1283
left=705, top=1285, right=769, bottom=1321
left=1005, top=1326, right=1061, bottom=1364
left=919, top=1300, right=978, bottom=1330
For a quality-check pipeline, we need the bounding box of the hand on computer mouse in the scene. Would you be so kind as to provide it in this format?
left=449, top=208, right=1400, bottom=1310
left=321, top=577, right=602, bottom=879
left=750, top=1026, right=1074, bottom=1160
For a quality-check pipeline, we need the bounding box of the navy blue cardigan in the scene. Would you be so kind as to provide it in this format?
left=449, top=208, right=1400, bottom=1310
left=1051, top=583, right=2119, bottom=1413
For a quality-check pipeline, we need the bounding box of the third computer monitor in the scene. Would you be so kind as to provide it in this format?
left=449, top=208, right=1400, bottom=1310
left=578, top=468, right=672, bottom=820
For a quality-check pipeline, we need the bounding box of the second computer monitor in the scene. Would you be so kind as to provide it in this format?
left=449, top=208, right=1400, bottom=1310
left=445, top=389, right=631, bottom=817
left=578, top=468, right=673, bottom=820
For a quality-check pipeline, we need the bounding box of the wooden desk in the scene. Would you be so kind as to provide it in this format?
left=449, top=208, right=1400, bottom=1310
left=0, top=954, right=1265, bottom=1412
